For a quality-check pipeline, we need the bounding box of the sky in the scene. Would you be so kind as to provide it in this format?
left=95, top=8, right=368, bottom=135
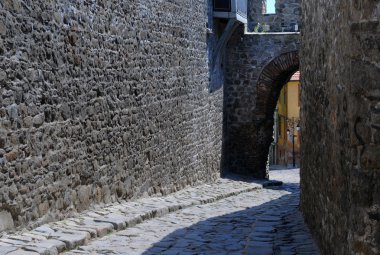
left=266, top=0, right=276, bottom=14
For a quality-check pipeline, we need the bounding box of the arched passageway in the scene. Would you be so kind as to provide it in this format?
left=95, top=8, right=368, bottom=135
left=223, top=50, right=299, bottom=178
left=254, top=51, right=299, bottom=123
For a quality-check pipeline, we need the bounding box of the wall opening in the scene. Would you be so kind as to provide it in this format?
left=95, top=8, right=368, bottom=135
left=254, top=51, right=299, bottom=177
left=269, top=71, right=301, bottom=169
left=263, top=0, right=276, bottom=14
left=222, top=51, right=299, bottom=178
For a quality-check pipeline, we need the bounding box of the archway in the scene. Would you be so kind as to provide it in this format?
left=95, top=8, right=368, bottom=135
left=222, top=51, right=299, bottom=178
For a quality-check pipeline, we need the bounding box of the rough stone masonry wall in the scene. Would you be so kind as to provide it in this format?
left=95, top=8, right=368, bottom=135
left=300, top=0, right=379, bottom=254
left=248, top=0, right=301, bottom=32
left=223, top=28, right=299, bottom=177
left=0, top=0, right=222, bottom=230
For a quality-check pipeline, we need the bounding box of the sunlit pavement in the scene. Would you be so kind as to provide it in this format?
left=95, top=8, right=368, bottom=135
left=62, top=168, right=319, bottom=255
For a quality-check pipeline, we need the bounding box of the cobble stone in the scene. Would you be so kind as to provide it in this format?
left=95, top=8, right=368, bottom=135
left=57, top=169, right=318, bottom=255
left=0, top=178, right=265, bottom=254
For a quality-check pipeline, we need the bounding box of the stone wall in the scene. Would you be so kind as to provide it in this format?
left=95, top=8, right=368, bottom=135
left=300, top=0, right=380, bottom=254
left=248, top=0, right=301, bottom=32
left=0, top=0, right=223, bottom=230
left=223, top=28, right=299, bottom=177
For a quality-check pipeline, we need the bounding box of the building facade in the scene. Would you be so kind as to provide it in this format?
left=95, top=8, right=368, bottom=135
left=272, top=71, right=301, bottom=167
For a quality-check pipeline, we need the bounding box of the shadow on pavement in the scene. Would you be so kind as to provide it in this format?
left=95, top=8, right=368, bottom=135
left=140, top=183, right=316, bottom=255
left=222, top=169, right=299, bottom=193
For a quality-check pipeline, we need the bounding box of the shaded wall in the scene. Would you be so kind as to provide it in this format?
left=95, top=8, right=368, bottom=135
left=300, top=0, right=380, bottom=254
left=0, top=0, right=222, bottom=230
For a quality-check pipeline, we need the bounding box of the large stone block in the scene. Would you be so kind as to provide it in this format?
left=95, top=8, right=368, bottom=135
left=361, top=145, right=380, bottom=169
left=0, top=210, right=14, bottom=232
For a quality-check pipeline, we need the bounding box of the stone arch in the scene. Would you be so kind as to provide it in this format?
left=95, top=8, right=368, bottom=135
left=255, top=51, right=299, bottom=120
left=222, top=50, right=299, bottom=178
left=252, top=51, right=300, bottom=176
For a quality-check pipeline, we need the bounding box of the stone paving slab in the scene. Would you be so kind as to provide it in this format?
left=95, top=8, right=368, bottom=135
left=0, top=178, right=266, bottom=255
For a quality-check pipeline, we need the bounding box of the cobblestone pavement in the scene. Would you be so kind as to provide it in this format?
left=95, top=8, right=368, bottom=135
left=63, top=169, right=319, bottom=255
left=0, top=169, right=319, bottom=255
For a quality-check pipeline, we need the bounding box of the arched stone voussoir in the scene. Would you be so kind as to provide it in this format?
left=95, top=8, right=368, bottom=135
left=255, top=51, right=300, bottom=118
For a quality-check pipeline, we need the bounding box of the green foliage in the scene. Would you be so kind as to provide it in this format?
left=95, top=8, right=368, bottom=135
left=253, top=23, right=268, bottom=33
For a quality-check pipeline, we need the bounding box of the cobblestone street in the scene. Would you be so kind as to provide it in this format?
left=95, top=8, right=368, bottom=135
left=62, top=168, right=319, bottom=255
left=0, top=168, right=320, bottom=255
left=1, top=0, right=378, bottom=253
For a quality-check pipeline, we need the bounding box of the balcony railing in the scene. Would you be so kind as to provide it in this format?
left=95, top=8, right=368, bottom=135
left=213, top=0, right=247, bottom=24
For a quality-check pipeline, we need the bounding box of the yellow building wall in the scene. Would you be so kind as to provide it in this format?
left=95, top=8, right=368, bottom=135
left=287, top=81, right=300, bottom=119
left=276, top=85, right=287, bottom=148
left=274, top=80, right=301, bottom=166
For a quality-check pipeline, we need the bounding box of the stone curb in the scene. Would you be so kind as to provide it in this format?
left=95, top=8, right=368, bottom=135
left=0, top=179, right=273, bottom=255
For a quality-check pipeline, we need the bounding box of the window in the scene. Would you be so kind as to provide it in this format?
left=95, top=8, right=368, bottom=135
left=263, top=0, right=276, bottom=14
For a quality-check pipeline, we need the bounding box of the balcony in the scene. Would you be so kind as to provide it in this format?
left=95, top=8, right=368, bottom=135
left=213, top=0, right=247, bottom=24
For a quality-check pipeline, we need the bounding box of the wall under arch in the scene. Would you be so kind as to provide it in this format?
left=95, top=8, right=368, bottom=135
left=222, top=27, right=300, bottom=177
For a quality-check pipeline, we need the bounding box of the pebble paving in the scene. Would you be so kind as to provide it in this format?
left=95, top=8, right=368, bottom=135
left=0, top=169, right=319, bottom=255
left=64, top=169, right=319, bottom=255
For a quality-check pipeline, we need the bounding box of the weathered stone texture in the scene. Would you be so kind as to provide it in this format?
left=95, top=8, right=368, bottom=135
left=0, top=0, right=222, bottom=229
left=300, top=1, right=379, bottom=254
left=248, top=0, right=301, bottom=32
left=223, top=28, right=299, bottom=177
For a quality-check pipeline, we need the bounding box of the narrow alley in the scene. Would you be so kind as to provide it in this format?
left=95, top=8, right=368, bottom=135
left=0, top=0, right=378, bottom=254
